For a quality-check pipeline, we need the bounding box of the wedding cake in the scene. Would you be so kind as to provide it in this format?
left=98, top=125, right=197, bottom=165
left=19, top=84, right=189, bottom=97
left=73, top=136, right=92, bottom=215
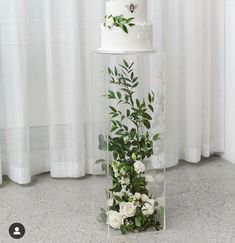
left=100, top=0, right=153, bottom=52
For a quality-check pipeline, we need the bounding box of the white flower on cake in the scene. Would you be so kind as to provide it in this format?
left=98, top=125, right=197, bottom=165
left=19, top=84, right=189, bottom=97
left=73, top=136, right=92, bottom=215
left=142, top=202, right=155, bottom=216
left=120, top=202, right=137, bottom=218
left=105, top=15, right=115, bottom=28
left=134, top=160, right=145, bottom=174
left=107, top=210, right=124, bottom=229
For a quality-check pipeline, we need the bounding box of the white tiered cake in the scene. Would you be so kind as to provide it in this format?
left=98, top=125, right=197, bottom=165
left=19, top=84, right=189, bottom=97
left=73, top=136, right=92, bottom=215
left=100, top=0, right=153, bottom=52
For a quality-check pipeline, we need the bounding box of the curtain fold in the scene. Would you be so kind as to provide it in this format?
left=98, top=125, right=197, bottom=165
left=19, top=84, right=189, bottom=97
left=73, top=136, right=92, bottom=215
left=0, top=0, right=224, bottom=184
left=162, top=0, right=225, bottom=167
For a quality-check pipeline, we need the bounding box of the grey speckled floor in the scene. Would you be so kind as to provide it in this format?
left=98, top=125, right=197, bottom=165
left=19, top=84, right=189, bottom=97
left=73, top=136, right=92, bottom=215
left=0, top=158, right=235, bottom=243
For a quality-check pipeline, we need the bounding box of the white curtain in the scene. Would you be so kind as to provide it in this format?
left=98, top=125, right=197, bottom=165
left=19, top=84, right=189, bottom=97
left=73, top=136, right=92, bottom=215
left=0, top=0, right=225, bottom=184
left=223, top=0, right=235, bottom=164
left=162, top=0, right=225, bottom=167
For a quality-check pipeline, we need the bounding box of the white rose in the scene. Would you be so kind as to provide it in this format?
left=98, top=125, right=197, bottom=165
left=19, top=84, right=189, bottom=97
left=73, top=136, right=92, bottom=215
left=141, top=194, right=149, bottom=202
left=107, top=198, right=114, bottom=207
left=106, top=16, right=114, bottom=28
left=134, top=161, right=145, bottom=174
left=141, top=194, right=155, bottom=206
left=147, top=199, right=155, bottom=207
left=142, top=202, right=155, bottom=216
left=120, top=202, right=136, bottom=218
left=134, top=193, right=141, bottom=200
left=107, top=210, right=123, bottom=229
left=135, top=201, right=141, bottom=207
left=145, top=175, right=154, bottom=183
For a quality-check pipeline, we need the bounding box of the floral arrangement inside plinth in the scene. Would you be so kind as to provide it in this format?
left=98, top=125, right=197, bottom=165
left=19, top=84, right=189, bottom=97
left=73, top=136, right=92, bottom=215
left=96, top=60, right=163, bottom=234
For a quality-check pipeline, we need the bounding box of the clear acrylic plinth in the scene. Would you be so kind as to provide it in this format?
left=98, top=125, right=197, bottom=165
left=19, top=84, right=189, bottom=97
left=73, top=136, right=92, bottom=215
left=96, top=48, right=158, bottom=55
left=89, top=50, right=165, bottom=240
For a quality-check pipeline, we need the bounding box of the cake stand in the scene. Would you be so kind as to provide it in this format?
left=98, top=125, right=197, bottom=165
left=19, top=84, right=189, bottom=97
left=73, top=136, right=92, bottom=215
left=89, top=49, right=166, bottom=239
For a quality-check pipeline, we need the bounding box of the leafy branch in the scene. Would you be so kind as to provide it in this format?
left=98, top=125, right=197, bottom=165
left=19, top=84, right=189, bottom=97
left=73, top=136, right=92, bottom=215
left=97, top=60, right=160, bottom=165
left=104, top=15, right=135, bottom=33
left=96, top=60, right=162, bottom=234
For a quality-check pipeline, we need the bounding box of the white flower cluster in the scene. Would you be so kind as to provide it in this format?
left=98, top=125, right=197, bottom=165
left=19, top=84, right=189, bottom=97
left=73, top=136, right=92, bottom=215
left=134, top=160, right=145, bottom=174
left=104, top=15, right=115, bottom=29
left=108, top=192, right=157, bottom=229
left=107, top=160, right=157, bottom=230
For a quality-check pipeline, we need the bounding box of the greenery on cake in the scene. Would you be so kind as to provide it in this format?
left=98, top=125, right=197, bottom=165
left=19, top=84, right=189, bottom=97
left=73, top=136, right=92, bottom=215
left=104, top=15, right=135, bottom=33
left=96, top=60, right=162, bottom=234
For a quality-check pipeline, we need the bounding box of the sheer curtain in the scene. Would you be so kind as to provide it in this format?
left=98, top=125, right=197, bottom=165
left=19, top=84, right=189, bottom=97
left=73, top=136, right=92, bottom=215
left=162, top=0, right=225, bottom=167
left=0, top=0, right=224, bottom=184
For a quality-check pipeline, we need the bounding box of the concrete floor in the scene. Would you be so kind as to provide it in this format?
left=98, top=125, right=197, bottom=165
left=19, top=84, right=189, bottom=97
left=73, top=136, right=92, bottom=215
left=0, top=158, right=235, bottom=243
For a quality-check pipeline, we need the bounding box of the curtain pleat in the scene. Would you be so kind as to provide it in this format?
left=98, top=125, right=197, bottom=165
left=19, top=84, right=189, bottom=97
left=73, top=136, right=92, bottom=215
left=0, top=0, right=224, bottom=184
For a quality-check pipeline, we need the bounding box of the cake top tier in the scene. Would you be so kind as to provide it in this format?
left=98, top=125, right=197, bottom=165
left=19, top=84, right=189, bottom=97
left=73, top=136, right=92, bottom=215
left=106, top=0, right=147, bottom=23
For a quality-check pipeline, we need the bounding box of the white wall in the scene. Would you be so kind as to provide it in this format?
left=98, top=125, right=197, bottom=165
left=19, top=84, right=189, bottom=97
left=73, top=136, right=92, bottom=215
left=223, top=0, right=235, bottom=163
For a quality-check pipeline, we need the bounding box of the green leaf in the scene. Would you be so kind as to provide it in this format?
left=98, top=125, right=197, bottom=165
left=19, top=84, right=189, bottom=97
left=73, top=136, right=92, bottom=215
left=126, top=17, right=135, bottom=23
left=143, top=113, right=152, bottom=120
left=114, top=196, right=122, bottom=202
left=114, top=66, right=118, bottom=73
left=108, top=90, right=115, bottom=98
left=133, top=77, right=138, bottom=82
left=123, top=59, right=129, bottom=68
left=148, top=104, right=154, bottom=112
left=123, top=25, right=128, bottom=33
left=117, top=91, right=122, bottom=99
left=119, top=64, right=129, bottom=72
left=153, top=133, right=160, bottom=141
left=132, top=82, right=138, bottom=88
left=148, top=93, right=151, bottom=103
left=107, top=67, right=113, bottom=75
left=109, top=106, right=117, bottom=112
left=132, top=153, right=137, bottom=160
left=120, top=224, right=127, bottom=235
left=136, top=99, right=140, bottom=107
left=135, top=215, right=142, bottom=227
left=131, top=72, right=134, bottom=80
left=111, top=126, right=118, bottom=132
left=143, top=119, right=151, bottom=129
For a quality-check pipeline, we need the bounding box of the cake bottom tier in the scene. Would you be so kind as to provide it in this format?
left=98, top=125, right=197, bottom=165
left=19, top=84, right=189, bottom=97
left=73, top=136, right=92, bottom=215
left=101, top=23, right=153, bottom=52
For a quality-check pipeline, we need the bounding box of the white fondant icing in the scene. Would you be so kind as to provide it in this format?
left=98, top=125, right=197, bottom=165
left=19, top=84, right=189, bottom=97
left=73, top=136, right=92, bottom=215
left=101, top=23, right=153, bottom=51
left=100, top=0, right=154, bottom=52
left=106, top=0, right=147, bottom=23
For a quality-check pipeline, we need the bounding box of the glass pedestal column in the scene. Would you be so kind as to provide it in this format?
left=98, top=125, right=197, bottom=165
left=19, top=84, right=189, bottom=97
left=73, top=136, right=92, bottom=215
left=89, top=50, right=165, bottom=240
